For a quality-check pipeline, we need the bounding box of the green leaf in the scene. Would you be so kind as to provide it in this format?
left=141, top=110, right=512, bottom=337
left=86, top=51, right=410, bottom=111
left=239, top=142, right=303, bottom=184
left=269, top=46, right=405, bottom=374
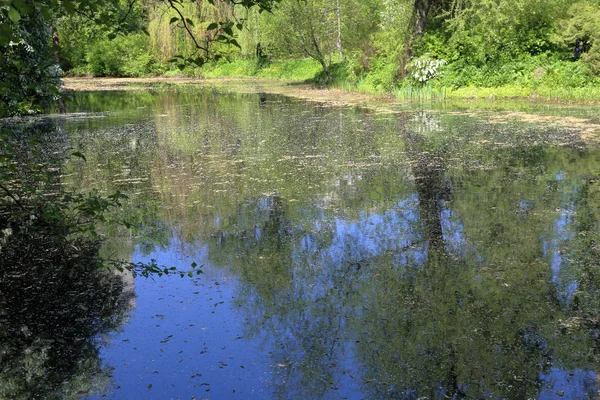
left=229, top=39, right=241, bottom=49
left=62, top=0, right=75, bottom=15
left=0, top=25, right=12, bottom=46
left=71, top=152, right=87, bottom=162
left=169, top=17, right=179, bottom=25
left=223, top=27, right=233, bottom=36
left=207, top=23, right=218, bottom=30
left=185, top=18, right=194, bottom=27
left=191, top=58, right=205, bottom=67
left=8, top=6, right=20, bottom=23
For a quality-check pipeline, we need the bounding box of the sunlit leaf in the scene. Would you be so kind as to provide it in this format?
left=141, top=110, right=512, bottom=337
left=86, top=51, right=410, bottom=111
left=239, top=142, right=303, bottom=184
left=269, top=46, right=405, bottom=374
left=8, top=6, right=20, bottom=23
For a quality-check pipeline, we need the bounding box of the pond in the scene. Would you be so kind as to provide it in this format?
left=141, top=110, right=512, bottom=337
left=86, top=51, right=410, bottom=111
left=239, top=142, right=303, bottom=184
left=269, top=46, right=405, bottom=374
left=4, top=84, right=600, bottom=399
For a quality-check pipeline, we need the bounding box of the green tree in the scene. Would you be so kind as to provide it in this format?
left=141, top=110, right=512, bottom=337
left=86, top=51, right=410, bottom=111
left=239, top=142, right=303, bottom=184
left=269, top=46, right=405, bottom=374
left=261, top=0, right=340, bottom=80
left=0, top=0, right=281, bottom=116
left=552, top=1, right=600, bottom=74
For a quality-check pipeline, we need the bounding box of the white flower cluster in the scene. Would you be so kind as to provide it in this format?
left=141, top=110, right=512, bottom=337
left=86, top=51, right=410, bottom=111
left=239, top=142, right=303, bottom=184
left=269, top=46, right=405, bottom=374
left=409, top=57, right=447, bottom=83
left=8, top=39, right=34, bottom=53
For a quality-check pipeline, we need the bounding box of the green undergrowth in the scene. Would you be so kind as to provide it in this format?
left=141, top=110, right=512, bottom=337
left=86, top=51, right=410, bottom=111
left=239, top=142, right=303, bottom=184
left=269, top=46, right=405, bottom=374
left=72, top=53, right=600, bottom=103
left=191, top=55, right=600, bottom=103
left=165, top=58, right=324, bottom=82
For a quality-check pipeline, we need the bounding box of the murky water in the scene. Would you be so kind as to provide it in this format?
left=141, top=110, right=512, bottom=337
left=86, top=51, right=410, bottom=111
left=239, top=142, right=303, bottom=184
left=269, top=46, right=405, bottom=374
left=5, top=86, right=600, bottom=399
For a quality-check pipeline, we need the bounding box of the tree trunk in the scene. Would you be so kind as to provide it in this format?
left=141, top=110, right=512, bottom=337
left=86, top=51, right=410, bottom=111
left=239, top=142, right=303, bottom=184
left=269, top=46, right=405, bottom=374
left=396, top=0, right=438, bottom=80
left=50, top=25, right=66, bottom=114
left=319, top=59, right=334, bottom=82
left=335, top=0, right=343, bottom=59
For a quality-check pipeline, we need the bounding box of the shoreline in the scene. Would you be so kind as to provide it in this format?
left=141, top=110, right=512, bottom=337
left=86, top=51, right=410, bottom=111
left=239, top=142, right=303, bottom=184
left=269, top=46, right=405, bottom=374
left=61, top=76, right=600, bottom=144
left=61, top=76, right=397, bottom=108
left=62, top=76, right=600, bottom=106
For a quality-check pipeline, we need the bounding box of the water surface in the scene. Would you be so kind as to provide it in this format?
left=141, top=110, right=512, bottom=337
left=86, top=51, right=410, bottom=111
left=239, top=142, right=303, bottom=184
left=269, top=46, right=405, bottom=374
left=9, top=86, right=600, bottom=399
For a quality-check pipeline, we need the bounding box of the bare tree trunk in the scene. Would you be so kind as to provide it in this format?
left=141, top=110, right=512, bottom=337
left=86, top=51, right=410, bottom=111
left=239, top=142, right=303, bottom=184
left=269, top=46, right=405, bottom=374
left=335, top=0, right=343, bottom=59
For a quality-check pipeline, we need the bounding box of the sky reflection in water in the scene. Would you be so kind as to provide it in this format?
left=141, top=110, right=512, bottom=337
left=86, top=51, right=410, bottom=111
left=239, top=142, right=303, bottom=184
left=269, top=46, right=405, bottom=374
left=58, top=88, right=600, bottom=399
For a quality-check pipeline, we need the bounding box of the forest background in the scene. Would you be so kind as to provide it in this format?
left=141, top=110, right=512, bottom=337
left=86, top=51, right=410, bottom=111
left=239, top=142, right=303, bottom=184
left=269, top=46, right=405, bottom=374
left=3, top=0, right=600, bottom=115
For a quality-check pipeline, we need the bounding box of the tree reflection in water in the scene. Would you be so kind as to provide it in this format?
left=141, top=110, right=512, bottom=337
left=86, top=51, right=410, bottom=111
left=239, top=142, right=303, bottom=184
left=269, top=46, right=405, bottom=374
left=0, top=120, right=132, bottom=399
left=55, top=90, right=600, bottom=399
left=0, top=235, right=131, bottom=399
left=201, top=110, right=600, bottom=399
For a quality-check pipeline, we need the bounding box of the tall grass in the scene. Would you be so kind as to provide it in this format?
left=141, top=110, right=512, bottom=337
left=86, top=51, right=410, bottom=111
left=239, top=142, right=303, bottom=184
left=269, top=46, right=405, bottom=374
left=394, top=84, right=447, bottom=101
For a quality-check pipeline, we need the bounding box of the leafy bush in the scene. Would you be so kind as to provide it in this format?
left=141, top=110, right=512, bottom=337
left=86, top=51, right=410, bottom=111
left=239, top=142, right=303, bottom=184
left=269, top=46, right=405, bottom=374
left=360, top=53, right=398, bottom=91
left=85, top=34, right=159, bottom=77
left=0, top=8, right=60, bottom=117
left=406, top=55, right=447, bottom=84
left=552, top=2, right=600, bottom=75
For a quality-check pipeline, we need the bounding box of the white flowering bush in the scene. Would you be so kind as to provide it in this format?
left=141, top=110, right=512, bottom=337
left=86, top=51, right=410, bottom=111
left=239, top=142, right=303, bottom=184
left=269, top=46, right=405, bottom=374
left=406, top=56, right=447, bottom=84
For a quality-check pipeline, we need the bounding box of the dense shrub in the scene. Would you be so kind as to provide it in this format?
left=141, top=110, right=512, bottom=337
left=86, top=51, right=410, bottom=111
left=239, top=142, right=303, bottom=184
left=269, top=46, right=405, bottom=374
left=552, top=2, right=600, bottom=75
left=0, top=8, right=59, bottom=117
left=85, top=34, right=159, bottom=77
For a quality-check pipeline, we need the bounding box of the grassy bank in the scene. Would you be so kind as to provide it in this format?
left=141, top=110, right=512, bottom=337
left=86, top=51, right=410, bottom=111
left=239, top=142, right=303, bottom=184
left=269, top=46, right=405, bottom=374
left=65, top=56, right=600, bottom=104
left=155, top=56, right=600, bottom=103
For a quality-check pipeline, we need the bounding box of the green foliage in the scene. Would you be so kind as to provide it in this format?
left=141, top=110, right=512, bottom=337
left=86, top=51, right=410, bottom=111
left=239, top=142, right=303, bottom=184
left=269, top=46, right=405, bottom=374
left=0, top=119, right=202, bottom=278
left=552, top=1, right=600, bottom=74
left=84, top=34, right=159, bottom=77
left=443, top=0, right=564, bottom=64
left=358, top=53, right=399, bottom=91
left=0, top=6, right=59, bottom=117
left=260, top=0, right=340, bottom=78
